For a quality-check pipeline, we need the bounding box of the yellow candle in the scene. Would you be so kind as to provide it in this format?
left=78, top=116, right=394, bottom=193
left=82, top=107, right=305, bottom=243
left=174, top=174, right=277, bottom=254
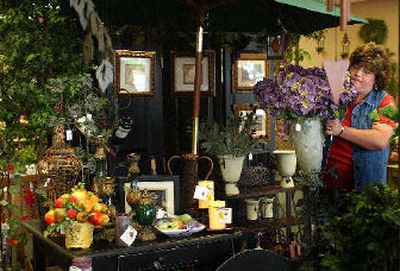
left=198, top=180, right=214, bottom=209
left=208, top=200, right=226, bottom=230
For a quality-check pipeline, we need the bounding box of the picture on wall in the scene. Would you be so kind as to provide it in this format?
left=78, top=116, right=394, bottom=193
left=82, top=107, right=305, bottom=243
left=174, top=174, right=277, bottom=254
left=232, top=53, right=268, bottom=92
left=171, top=50, right=216, bottom=96
left=114, top=50, right=156, bottom=96
left=234, top=103, right=270, bottom=140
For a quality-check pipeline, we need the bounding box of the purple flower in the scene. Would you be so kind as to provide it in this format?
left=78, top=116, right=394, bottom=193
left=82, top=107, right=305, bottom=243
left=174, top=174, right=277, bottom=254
left=253, top=65, right=358, bottom=123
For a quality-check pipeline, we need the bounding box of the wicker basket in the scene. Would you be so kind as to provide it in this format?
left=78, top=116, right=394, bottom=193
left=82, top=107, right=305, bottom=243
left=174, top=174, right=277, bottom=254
left=65, top=221, right=94, bottom=249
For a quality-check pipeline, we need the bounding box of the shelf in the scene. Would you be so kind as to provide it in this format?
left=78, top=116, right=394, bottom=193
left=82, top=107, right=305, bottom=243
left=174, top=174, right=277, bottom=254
left=235, top=217, right=300, bottom=232
left=226, top=185, right=298, bottom=199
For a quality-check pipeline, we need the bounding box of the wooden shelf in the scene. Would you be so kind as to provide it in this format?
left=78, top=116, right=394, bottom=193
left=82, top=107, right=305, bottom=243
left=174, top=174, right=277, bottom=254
left=226, top=185, right=297, bottom=199
left=235, top=217, right=300, bottom=232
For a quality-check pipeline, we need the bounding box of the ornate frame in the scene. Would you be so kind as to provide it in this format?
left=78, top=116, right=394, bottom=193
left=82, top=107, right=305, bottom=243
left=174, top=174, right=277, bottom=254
left=114, top=50, right=156, bottom=96
left=171, top=50, right=216, bottom=96
left=232, top=53, right=268, bottom=92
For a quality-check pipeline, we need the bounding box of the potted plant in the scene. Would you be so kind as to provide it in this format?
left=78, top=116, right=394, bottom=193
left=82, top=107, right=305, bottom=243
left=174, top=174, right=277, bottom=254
left=199, top=111, right=258, bottom=195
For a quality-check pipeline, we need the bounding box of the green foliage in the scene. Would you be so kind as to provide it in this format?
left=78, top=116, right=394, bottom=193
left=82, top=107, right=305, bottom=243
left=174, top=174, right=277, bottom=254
left=359, top=18, right=388, bottom=44
left=199, top=111, right=258, bottom=157
left=321, top=184, right=400, bottom=271
left=0, top=1, right=95, bottom=171
left=369, top=104, right=399, bottom=140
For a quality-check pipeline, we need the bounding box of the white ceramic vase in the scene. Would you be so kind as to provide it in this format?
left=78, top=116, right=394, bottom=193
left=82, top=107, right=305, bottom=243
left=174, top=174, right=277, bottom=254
left=244, top=199, right=259, bottom=220
left=273, top=150, right=297, bottom=188
left=291, top=118, right=323, bottom=173
left=218, top=155, right=245, bottom=195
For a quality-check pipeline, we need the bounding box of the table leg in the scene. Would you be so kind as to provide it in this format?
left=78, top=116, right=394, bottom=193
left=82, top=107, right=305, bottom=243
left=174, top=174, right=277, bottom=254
left=32, top=236, right=45, bottom=270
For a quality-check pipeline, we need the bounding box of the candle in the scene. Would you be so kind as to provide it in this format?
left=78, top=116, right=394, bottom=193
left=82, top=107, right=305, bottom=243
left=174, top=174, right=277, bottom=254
left=208, top=200, right=226, bottom=230
left=198, top=180, right=214, bottom=209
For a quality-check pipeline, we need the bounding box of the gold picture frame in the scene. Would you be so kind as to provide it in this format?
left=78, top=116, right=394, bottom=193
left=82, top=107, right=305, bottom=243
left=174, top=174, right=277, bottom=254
left=171, top=50, right=216, bottom=96
left=274, top=119, right=294, bottom=150
left=233, top=103, right=270, bottom=140
left=114, top=50, right=156, bottom=96
left=232, top=53, right=268, bottom=92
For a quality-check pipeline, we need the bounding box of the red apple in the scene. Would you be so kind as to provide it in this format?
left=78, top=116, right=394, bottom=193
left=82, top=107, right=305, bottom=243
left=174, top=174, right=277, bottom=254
left=67, top=209, right=77, bottom=219
left=44, top=210, right=56, bottom=224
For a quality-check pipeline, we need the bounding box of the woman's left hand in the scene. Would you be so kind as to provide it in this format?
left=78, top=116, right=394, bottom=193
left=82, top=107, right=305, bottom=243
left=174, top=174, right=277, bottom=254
left=325, top=119, right=344, bottom=136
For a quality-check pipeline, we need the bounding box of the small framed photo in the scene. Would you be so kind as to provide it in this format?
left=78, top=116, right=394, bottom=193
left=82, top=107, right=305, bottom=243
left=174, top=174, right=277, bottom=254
left=114, top=50, right=156, bottom=96
left=274, top=119, right=294, bottom=150
left=232, top=53, right=268, bottom=92
left=171, top=50, right=216, bottom=96
left=234, top=103, right=270, bottom=140
left=118, top=175, right=180, bottom=215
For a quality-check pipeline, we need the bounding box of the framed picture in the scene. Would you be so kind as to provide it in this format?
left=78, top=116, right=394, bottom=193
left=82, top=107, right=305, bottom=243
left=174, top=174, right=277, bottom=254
left=117, top=175, right=180, bottom=215
left=114, top=50, right=156, bottom=96
left=171, top=50, right=216, bottom=96
left=274, top=119, right=294, bottom=150
left=232, top=53, right=268, bottom=92
left=234, top=103, right=270, bottom=140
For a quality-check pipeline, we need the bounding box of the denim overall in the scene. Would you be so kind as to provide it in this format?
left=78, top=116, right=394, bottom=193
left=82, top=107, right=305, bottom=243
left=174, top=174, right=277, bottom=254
left=351, top=90, right=389, bottom=190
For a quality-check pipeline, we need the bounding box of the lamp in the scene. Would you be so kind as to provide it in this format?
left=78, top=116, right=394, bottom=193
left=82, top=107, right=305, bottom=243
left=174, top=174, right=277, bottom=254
left=315, top=31, right=326, bottom=54
left=341, top=33, right=350, bottom=59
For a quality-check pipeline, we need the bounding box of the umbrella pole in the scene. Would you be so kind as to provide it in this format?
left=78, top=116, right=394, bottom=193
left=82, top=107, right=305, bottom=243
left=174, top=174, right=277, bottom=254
left=191, top=22, right=204, bottom=155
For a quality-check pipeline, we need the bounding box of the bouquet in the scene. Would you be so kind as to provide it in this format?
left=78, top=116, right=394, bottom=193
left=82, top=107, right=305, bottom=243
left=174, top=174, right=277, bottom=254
left=253, top=64, right=357, bottom=123
left=44, top=182, right=110, bottom=237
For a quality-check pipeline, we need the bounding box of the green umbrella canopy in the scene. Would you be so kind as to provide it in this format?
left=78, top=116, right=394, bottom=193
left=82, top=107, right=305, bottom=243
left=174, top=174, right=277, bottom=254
left=94, top=0, right=367, bottom=34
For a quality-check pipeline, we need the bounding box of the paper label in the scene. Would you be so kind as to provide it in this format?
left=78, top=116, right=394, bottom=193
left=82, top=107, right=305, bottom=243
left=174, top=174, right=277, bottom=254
left=119, top=226, right=137, bottom=246
left=193, top=185, right=209, bottom=200
left=219, top=208, right=232, bottom=224
left=66, top=130, right=73, bottom=141
left=248, top=153, right=253, bottom=160
left=295, top=123, right=302, bottom=132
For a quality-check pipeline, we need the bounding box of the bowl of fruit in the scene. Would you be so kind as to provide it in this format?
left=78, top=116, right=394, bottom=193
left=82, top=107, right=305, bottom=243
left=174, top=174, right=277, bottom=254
left=154, top=214, right=205, bottom=237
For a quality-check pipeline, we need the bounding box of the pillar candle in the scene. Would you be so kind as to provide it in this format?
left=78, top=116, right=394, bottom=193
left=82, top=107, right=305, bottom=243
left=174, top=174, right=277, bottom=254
left=208, top=200, right=226, bottom=230
left=198, top=180, right=214, bottom=209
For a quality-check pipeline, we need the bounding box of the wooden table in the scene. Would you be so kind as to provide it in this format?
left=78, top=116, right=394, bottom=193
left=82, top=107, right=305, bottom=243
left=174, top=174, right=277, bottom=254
left=21, top=220, right=238, bottom=271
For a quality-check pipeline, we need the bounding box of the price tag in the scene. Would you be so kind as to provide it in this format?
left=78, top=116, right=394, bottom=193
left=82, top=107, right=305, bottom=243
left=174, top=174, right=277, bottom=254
left=248, top=153, right=253, bottom=160
left=193, top=185, right=209, bottom=200
left=295, top=123, right=302, bottom=131
left=120, top=225, right=137, bottom=247
left=219, top=208, right=232, bottom=224
left=66, top=129, right=73, bottom=141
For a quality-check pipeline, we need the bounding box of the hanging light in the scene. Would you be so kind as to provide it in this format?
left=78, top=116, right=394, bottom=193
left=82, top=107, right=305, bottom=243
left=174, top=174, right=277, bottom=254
left=341, top=33, right=350, bottom=59
left=314, top=30, right=326, bottom=54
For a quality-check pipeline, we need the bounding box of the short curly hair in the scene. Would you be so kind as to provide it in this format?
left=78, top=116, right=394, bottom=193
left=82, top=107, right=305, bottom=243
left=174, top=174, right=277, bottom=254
left=349, top=42, right=392, bottom=90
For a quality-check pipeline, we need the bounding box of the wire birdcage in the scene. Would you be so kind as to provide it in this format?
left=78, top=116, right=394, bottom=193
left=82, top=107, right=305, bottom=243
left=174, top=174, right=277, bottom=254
left=37, top=123, right=83, bottom=201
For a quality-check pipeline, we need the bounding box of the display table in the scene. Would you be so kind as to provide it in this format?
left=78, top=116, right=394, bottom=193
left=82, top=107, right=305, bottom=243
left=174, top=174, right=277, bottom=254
left=21, top=220, right=238, bottom=271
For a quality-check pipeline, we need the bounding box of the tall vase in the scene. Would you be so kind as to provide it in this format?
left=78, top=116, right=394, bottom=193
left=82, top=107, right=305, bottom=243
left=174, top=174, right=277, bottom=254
left=291, top=118, right=323, bottom=173
left=218, top=155, right=245, bottom=195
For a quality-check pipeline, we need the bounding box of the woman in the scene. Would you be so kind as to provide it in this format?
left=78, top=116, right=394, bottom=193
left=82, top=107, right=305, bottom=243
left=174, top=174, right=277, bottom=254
left=324, top=42, right=397, bottom=191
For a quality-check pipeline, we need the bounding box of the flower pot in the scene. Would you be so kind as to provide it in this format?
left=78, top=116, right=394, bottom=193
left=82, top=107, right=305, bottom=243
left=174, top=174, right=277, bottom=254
left=244, top=199, right=259, bottom=221
left=65, top=221, right=94, bottom=249
left=218, top=155, right=245, bottom=195
left=291, top=118, right=323, bottom=173
left=273, top=150, right=297, bottom=188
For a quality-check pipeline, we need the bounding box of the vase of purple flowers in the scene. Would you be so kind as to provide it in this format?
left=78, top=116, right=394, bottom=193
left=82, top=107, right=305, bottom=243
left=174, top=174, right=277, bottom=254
left=254, top=64, right=357, bottom=174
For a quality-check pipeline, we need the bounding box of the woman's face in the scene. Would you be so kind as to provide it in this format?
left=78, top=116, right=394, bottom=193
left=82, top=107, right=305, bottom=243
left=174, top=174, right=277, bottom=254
left=349, top=65, right=376, bottom=98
